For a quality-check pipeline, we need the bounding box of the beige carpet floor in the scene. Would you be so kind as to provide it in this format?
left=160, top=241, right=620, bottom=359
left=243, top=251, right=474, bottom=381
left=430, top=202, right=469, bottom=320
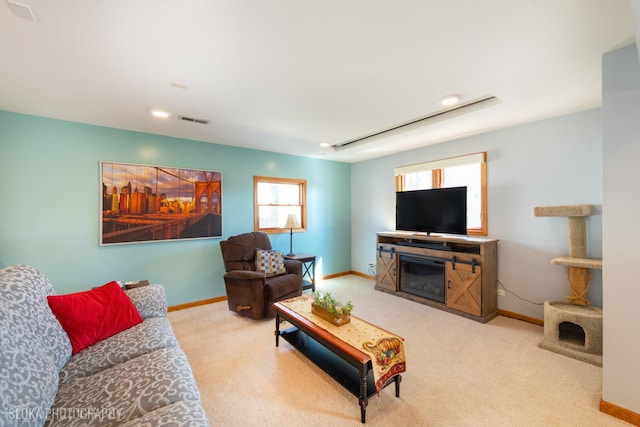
left=168, top=275, right=627, bottom=427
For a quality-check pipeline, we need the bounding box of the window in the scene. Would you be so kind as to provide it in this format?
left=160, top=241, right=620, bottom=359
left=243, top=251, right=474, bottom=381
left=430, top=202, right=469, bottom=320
left=254, top=176, right=306, bottom=233
left=394, top=152, right=487, bottom=235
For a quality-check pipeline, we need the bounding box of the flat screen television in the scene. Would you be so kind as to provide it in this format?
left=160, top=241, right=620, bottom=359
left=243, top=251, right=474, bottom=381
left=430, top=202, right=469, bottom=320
left=396, top=186, right=467, bottom=235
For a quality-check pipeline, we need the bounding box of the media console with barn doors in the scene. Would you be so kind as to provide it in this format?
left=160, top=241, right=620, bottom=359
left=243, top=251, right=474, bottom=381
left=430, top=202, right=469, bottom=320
left=375, top=232, right=498, bottom=323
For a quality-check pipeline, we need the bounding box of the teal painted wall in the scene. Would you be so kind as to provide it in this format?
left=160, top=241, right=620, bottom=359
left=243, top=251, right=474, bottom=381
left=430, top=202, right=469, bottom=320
left=0, top=111, right=351, bottom=306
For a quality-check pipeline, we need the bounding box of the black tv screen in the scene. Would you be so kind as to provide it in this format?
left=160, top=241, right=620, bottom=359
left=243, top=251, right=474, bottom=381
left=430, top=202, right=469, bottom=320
left=396, top=187, right=467, bottom=235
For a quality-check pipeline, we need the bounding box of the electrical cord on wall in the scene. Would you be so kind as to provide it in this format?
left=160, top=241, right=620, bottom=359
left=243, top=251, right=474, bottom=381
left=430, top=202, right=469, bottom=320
left=367, top=263, right=376, bottom=276
left=497, top=280, right=544, bottom=306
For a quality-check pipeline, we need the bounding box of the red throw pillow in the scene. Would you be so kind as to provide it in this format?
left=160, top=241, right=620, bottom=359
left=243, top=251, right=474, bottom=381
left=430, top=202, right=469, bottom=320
left=47, top=281, right=143, bottom=354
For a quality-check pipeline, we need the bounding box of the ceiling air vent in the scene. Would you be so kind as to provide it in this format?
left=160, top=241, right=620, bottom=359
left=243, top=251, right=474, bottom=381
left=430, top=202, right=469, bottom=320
left=178, top=116, right=209, bottom=125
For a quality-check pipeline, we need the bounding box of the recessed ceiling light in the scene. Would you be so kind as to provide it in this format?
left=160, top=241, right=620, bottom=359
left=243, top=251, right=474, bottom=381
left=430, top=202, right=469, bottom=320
left=149, top=109, right=171, bottom=119
left=319, top=142, right=332, bottom=148
left=440, top=95, right=461, bottom=106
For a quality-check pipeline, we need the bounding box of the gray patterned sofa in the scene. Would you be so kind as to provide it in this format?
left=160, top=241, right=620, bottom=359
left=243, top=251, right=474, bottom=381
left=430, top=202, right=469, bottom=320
left=0, top=265, right=209, bottom=426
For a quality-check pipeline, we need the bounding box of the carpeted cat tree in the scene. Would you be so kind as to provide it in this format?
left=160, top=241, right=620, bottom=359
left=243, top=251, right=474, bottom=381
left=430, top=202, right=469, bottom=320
left=533, top=205, right=603, bottom=366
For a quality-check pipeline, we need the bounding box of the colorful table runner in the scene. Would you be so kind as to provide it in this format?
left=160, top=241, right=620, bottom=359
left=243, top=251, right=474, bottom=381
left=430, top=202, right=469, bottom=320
left=280, top=295, right=406, bottom=393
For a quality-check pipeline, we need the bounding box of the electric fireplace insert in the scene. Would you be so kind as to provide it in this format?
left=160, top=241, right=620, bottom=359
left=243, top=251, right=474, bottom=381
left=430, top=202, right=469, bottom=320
left=399, top=255, right=446, bottom=303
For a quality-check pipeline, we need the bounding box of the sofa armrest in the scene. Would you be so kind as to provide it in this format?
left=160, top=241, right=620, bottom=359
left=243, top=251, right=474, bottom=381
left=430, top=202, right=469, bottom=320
left=124, top=284, right=167, bottom=318
left=284, top=259, right=302, bottom=276
left=224, top=270, right=265, bottom=281
left=222, top=270, right=266, bottom=320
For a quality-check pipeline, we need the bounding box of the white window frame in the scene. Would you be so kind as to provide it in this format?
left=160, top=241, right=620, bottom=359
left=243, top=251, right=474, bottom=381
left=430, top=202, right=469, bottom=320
left=254, top=176, right=307, bottom=234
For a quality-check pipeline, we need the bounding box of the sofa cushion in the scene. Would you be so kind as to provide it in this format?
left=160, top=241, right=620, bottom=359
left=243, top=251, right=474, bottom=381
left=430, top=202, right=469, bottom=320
left=255, top=249, right=287, bottom=277
left=264, top=273, right=302, bottom=301
left=49, top=347, right=203, bottom=426
left=0, top=265, right=72, bottom=425
left=59, top=316, right=179, bottom=384
left=47, top=281, right=143, bottom=354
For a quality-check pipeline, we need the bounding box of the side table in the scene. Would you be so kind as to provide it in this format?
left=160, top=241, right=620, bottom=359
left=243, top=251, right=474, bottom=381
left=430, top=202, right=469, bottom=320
left=285, top=253, right=316, bottom=292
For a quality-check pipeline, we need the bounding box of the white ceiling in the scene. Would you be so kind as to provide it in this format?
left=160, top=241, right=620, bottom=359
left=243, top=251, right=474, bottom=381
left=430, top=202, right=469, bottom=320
left=0, top=0, right=636, bottom=163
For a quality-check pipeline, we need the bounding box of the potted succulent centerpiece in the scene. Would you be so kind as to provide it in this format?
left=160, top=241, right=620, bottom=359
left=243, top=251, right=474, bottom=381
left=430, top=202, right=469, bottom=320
left=311, top=291, right=354, bottom=326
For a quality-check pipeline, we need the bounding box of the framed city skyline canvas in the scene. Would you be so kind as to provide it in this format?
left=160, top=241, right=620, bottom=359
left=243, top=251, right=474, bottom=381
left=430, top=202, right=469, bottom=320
left=100, top=161, right=222, bottom=245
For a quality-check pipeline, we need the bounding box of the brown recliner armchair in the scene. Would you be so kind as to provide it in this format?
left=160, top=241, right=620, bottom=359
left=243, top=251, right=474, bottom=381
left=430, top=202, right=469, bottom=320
left=220, top=232, right=303, bottom=320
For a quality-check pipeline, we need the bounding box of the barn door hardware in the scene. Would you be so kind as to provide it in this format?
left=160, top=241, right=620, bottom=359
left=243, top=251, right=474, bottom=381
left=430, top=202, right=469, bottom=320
left=378, top=245, right=395, bottom=259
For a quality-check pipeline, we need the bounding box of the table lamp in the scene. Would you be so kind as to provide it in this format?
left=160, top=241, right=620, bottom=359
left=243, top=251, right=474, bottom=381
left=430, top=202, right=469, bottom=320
left=283, top=214, right=301, bottom=256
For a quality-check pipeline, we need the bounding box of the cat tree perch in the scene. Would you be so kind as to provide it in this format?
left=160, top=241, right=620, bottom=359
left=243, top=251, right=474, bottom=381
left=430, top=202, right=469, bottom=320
left=533, top=204, right=603, bottom=366
left=533, top=204, right=602, bottom=306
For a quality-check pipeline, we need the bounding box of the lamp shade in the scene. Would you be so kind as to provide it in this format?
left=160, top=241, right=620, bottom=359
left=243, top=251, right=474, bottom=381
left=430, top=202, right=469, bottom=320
left=283, top=214, right=301, bottom=229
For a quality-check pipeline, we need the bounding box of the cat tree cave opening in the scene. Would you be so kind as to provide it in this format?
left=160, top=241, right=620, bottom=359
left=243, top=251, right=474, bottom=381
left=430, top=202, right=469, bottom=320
left=558, top=321, right=586, bottom=347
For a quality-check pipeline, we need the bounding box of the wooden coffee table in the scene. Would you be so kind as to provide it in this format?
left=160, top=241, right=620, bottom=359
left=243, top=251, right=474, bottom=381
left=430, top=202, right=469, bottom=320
left=274, top=300, right=402, bottom=423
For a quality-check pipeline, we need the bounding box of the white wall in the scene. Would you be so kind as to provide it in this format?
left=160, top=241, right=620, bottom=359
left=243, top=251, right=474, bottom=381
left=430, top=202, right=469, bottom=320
left=351, top=109, right=603, bottom=320
left=602, top=44, right=640, bottom=414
